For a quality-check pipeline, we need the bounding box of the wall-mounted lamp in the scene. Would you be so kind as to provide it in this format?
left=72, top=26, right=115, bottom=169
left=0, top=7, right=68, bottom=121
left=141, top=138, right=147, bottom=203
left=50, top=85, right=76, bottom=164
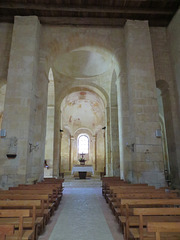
left=44, top=160, right=49, bottom=169
left=102, top=126, right=106, bottom=130
left=126, top=143, right=135, bottom=152
left=59, top=129, right=64, bottom=132
left=29, top=142, right=39, bottom=152
left=0, top=129, right=6, bottom=138
left=155, top=129, right=162, bottom=138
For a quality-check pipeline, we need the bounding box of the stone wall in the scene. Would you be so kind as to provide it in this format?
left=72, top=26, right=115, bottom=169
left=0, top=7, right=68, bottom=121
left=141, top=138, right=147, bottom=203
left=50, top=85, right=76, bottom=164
left=168, top=9, right=180, bottom=112
left=0, top=15, right=179, bottom=187
left=150, top=24, right=180, bottom=188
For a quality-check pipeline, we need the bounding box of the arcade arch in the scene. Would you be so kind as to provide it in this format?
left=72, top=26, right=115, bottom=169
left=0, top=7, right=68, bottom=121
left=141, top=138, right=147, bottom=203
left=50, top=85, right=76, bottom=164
left=43, top=36, right=124, bottom=178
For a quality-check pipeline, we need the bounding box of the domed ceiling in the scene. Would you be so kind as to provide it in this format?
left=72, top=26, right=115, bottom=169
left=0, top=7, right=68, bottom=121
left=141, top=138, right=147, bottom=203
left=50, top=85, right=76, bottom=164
left=61, top=91, right=105, bottom=135
left=54, top=49, right=112, bottom=78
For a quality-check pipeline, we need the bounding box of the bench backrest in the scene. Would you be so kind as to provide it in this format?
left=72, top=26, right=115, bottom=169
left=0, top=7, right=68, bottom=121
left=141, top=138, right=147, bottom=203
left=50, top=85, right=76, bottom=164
left=133, top=208, right=180, bottom=240
left=147, top=222, right=180, bottom=240
left=0, top=194, right=49, bottom=215
left=0, top=209, right=30, bottom=239
left=15, top=185, right=60, bottom=194
left=1, top=189, right=54, bottom=201
left=112, top=188, right=163, bottom=195
left=0, top=224, right=14, bottom=240
left=121, top=198, right=180, bottom=205
left=116, top=192, right=177, bottom=199
left=0, top=200, right=41, bottom=230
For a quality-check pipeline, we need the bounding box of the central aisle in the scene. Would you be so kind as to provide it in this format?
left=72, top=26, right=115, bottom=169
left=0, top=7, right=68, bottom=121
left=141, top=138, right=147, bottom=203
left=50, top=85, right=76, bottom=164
left=49, top=187, right=115, bottom=240
left=39, top=176, right=123, bottom=240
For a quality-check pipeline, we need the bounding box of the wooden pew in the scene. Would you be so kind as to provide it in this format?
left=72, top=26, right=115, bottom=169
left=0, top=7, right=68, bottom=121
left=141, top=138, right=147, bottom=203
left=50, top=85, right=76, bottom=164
left=108, top=187, right=162, bottom=208
left=40, top=180, right=64, bottom=194
left=107, top=185, right=156, bottom=208
left=0, top=225, right=14, bottom=240
left=113, top=191, right=177, bottom=217
left=101, top=177, right=124, bottom=196
left=9, top=185, right=61, bottom=209
left=16, top=184, right=62, bottom=206
left=117, top=198, right=180, bottom=240
left=147, top=222, right=180, bottom=240
left=5, top=189, right=56, bottom=212
left=35, top=183, right=63, bottom=200
left=104, top=183, right=148, bottom=201
left=43, top=178, right=64, bottom=183
left=0, top=194, right=51, bottom=225
left=0, top=200, right=43, bottom=240
left=129, top=208, right=180, bottom=240
left=0, top=209, right=34, bottom=240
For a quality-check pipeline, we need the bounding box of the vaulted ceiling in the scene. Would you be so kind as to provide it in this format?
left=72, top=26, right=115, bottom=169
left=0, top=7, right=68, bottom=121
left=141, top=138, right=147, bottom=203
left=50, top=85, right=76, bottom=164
left=0, top=0, right=179, bottom=27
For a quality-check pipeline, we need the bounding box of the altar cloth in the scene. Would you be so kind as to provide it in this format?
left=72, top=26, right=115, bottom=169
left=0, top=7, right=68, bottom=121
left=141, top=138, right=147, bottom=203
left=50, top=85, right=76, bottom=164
left=71, top=165, right=94, bottom=175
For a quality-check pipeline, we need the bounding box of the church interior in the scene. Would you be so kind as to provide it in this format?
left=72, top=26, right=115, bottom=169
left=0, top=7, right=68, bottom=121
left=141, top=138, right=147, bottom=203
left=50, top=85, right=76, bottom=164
left=0, top=0, right=180, bottom=239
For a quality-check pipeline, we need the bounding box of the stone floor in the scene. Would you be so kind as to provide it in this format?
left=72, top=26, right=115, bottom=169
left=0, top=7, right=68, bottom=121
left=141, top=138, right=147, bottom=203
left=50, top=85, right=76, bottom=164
left=39, top=175, right=124, bottom=240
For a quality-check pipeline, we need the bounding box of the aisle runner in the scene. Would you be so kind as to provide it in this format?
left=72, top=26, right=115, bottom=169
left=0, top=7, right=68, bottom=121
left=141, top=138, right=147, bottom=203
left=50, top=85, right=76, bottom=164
left=49, top=188, right=114, bottom=240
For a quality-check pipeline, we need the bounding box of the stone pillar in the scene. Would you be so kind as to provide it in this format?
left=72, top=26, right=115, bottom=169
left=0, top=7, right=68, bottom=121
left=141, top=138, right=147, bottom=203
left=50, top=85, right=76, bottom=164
left=32, top=58, right=48, bottom=182
left=125, top=20, right=165, bottom=187
left=91, top=135, right=96, bottom=170
left=110, top=71, right=120, bottom=176
left=70, top=136, right=74, bottom=170
left=94, top=134, right=97, bottom=171
left=58, top=131, right=63, bottom=174
left=106, top=106, right=113, bottom=176
left=45, top=78, right=55, bottom=177
left=103, top=130, right=106, bottom=173
left=0, top=16, right=41, bottom=188
left=53, top=106, right=60, bottom=177
left=117, top=73, right=132, bottom=180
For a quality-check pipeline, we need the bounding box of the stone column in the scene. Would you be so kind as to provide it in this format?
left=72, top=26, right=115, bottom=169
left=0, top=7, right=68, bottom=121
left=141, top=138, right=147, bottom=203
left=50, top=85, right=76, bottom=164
left=70, top=136, right=74, bottom=170
left=125, top=20, right=165, bottom=187
left=89, top=135, right=96, bottom=169
left=110, top=105, right=120, bottom=176
left=53, top=106, right=60, bottom=177
left=45, top=78, right=55, bottom=177
left=110, top=71, right=120, bottom=176
left=0, top=16, right=41, bottom=188
left=106, top=106, right=113, bottom=176
left=94, top=134, right=97, bottom=171
left=117, top=73, right=132, bottom=180
left=32, top=58, right=49, bottom=181
left=91, top=136, right=96, bottom=170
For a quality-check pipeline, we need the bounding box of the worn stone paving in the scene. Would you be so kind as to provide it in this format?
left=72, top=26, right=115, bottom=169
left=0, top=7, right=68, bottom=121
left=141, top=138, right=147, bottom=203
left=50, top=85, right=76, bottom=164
left=39, top=175, right=123, bottom=240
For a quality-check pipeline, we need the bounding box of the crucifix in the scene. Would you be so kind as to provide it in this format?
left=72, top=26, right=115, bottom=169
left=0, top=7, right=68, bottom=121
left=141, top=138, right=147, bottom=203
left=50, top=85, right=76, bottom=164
left=80, top=152, right=85, bottom=159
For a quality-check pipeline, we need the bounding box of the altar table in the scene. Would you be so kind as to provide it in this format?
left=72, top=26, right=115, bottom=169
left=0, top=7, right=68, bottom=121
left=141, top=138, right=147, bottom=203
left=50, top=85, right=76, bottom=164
left=71, top=165, right=94, bottom=179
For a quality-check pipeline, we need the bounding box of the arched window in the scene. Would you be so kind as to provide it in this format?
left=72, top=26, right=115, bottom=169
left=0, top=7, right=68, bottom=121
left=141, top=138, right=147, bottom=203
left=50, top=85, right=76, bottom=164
left=78, top=134, right=89, bottom=154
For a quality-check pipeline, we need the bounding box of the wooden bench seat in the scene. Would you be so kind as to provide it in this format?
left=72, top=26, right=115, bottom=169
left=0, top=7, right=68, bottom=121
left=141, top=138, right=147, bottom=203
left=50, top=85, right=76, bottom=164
left=101, top=178, right=126, bottom=196
left=105, top=184, right=149, bottom=202
left=0, top=209, right=34, bottom=240
left=0, top=200, right=44, bottom=239
left=108, top=186, right=157, bottom=209
left=0, top=200, right=43, bottom=240
left=117, top=198, right=180, bottom=240
left=129, top=208, right=180, bottom=240
left=112, top=191, right=177, bottom=216
left=147, top=222, right=180, bottom=240
left=12, top=185, right=62, bottom=208
left=3, top=189, right=56, bottom=213
left=0, top=194, right=51, bottom=225
left=0, top=225, right=14, bottom=240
